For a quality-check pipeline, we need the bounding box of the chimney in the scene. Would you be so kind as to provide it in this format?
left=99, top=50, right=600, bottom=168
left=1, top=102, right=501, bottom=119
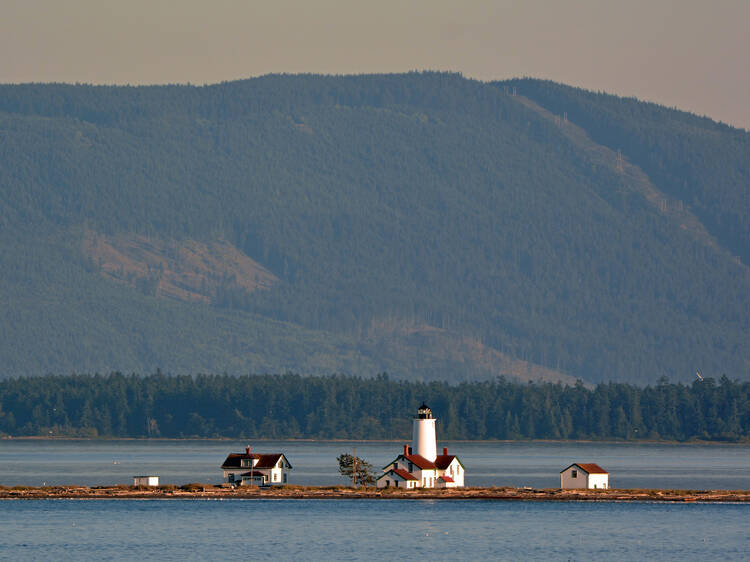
left=408, top=446, right=413, bottom=455
left=245, top=445, right=251, bottom=456
left=443, top=447, right=448, bottom=455
left=404, top=444, right=409, bottom=455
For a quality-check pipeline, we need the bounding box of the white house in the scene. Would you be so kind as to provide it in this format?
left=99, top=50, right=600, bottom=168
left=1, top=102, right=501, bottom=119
left=377, top=403, right=465, bottom=489
left=434, top=450, right=464, bottom=488
left=133, top=475, right=159, bottom=487
left=560, top=463, right=609, bottom=489
left=221, top=446, right=293, bottom=486
left=378, top=467, right=419, bottom=489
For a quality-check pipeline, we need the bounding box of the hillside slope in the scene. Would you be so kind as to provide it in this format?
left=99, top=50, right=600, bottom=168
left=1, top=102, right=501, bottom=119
left=0, top=73, right=747, bottom=383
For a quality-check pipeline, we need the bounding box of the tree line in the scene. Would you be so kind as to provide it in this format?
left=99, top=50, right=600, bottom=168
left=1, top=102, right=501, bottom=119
left=0, top=373, right=747, bottom=441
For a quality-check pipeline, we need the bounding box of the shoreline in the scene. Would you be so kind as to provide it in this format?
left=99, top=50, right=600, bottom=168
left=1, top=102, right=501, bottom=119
left=2, top=436, right=748, bottom=446
left=2, top=485, right=749, bottom=502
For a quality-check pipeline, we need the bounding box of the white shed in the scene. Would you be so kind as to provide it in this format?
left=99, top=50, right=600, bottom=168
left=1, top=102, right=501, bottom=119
left=560, top=463, right=609, bottom=489
left=133, top=475, right=160, bottom=487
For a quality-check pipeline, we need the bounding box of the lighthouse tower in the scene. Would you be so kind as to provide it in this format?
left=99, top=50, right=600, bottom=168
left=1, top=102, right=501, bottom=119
left=411, top=403, right=437, bottom=462
left=377, top=404, right=465, bottom=488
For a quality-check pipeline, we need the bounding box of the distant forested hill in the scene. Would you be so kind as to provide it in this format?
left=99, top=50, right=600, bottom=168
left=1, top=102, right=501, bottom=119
left=500, top=78, right=750, bottom=264
left=0, top=73, right=747, bottom=383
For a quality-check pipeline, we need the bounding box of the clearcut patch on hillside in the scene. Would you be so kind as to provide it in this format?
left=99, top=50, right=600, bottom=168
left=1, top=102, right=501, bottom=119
left=364, top=317, right=579, bottom=385
left=82, top=230, right=278, bottom=303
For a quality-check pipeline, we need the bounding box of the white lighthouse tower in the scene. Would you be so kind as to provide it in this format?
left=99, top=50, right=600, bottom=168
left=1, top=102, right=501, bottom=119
left=411, top=403, right=437, bottom=462
left=377, top=403, right=465, bottom=488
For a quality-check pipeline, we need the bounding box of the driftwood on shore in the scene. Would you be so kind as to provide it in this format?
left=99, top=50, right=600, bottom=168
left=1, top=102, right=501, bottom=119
left=1, top=485, right=749, bottom=502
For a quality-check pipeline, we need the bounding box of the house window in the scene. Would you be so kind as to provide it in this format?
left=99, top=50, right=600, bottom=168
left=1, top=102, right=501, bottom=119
left=241, top=459, right=250, bottom=468
left=572, top=470, right=578, bottom=478
left=283, top=473, right=287, bottom=483
left=273, top=473, right=278, bottom=481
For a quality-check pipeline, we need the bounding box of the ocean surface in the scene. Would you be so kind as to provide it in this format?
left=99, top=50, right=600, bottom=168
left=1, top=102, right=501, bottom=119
left=0, top=439, right=749, bottom=489
left=2, top=440, right=749, bottom=560
left=1, top=499, right=748, bottom=560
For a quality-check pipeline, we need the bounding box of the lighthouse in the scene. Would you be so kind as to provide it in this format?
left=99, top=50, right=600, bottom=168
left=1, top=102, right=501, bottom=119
left=377, top=403, right=465, bottom=488
left=412, top=402, right=437, bottom=462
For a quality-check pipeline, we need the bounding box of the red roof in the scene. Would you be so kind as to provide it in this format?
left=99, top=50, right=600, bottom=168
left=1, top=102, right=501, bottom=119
left=577, top=463, right=607, bottom=474
left=221, top=452, right=290, bottom=470
left=438, top=475, right=454, bottom=483
left=561, top=463, right=608, bottom=474
left=390, top=468, right=418, bottom=481
left=434, top=455, right=458, bottom=469
left=402, top=454, right=436, bottom=470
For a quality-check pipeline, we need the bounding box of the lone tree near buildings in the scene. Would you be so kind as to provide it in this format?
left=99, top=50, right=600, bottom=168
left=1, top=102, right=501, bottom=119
left=337, top=453, right=376, bottom=487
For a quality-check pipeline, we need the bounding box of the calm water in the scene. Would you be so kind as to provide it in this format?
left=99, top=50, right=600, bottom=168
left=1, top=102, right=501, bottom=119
left=0, top=439, right=749, bottom=489
left=0, top=499, right=747, bottom=560
left=2, top=441, right=749, bottom=559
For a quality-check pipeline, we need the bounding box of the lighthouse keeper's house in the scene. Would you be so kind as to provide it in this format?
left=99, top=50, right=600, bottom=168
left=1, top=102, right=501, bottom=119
left=221, top=446, right=292, bottom=486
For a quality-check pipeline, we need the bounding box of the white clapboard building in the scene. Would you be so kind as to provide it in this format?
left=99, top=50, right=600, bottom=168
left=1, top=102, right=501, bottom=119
left=133, top=475, right=159, bottom=487
left=560, top=463, right=609, bottom=489
left=377, top=403, right=465, bottom=489
left=221, top=446, right=292, bottom=486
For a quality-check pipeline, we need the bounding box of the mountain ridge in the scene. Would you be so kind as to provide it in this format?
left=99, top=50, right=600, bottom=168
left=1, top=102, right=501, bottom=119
left=512, top=93, right=742, bottom=268
left=0, top=73, right=747, bottom=383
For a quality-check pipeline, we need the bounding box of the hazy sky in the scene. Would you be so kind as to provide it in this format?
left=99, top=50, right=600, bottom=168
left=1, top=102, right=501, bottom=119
left=2, top=0, right=749, bottom=129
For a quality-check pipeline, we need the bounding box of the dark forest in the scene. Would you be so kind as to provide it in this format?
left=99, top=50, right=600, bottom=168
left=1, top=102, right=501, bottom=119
left=1, top=373, right=747, bottom=441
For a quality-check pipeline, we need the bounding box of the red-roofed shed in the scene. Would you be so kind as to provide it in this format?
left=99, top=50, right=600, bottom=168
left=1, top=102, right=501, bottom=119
left=560, top=463, right=609, bottom=489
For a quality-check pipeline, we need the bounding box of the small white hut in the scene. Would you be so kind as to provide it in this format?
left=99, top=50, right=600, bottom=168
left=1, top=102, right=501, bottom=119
left=133, top=475, right=160, bottom=487
left=560, top=463, right=609, bottom=489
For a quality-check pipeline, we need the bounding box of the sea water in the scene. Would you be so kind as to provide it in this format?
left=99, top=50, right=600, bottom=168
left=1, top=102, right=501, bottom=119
left=0, top=499, right=747, bottom=560
left=2, top=441, right=749, bottom=559
left=1, top=439, right=749, bottom=489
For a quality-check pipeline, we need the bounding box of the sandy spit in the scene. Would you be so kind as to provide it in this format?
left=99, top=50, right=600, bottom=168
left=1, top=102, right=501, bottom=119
left=1, top=485, right=749, bottom=502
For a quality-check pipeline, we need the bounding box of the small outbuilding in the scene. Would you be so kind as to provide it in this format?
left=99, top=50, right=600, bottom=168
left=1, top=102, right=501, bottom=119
left=133, top=475, right=160, bottom=487
left=560, top=463, right=609, bottom=489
